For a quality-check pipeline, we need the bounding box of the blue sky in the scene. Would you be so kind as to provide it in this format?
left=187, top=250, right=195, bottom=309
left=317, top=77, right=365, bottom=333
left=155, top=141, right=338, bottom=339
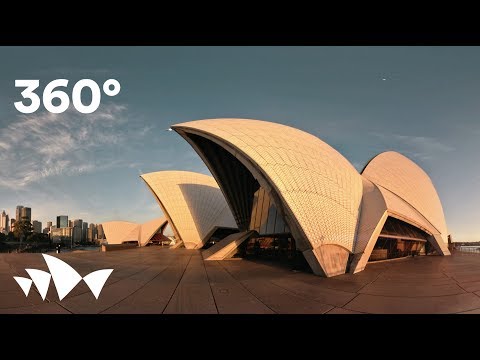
left=0, top=47, right=478, bottom=241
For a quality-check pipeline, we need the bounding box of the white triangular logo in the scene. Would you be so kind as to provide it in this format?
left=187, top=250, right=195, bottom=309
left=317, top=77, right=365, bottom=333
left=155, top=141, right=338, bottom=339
left=83, top=269, right=114, bottom=299
left=25, top=269, right=51, bottom=301
left=42, top=254, right=82, bottom=301
left=13, top=276, right=32, bottom=297
left=14, top=254, right=114, bottom=301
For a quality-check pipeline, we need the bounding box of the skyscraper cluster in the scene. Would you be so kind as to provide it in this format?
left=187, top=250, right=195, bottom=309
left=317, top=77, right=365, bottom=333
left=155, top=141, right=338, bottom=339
left=1, top=205, right=38, bottom=235
left=50, top=215, right=104, bottom=246
left=0, top=205, right=104, bottom=246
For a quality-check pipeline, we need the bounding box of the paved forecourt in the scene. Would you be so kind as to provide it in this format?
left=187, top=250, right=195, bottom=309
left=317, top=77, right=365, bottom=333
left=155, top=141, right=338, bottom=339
left=1, top=248, right=480, bottom=314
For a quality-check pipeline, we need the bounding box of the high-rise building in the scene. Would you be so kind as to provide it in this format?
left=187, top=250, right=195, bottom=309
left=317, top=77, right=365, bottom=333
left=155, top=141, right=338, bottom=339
left=68, top=220, right=73, bottom=228
left=72, top=219, right=83, bottom=244
left=15, top=206, right=23, bottom=223
left=32, top=220, right=42, bottom=234
left=57, top=215, right=68, bottom=229
left=0, top=211, right=5, bottom=230
left=96, top=224, right=104, bottom=240
left=72, top=226, right=83, bottom=244
left=10, top=218, right=15, bottom=231
left=44, top=221, right=53, bottom=237
left=20, top=207, right=31, bottom=222
left=0, top=211, right=9, bottom=234
left=82, top=222, right=88, bottom=242
left=88, top=223, right=97, bottom=242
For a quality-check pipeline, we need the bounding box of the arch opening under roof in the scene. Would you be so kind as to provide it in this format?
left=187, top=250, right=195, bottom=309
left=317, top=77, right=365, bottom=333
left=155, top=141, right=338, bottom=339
left=172, top=119, right=365, bottom=277
left=175, top=129, right=313, bottom=268
left=170, top=119, right=450, bottom=278
left=361, top=151, right=448, bottom=243
left=368, top=216, right=431, bottom=261
left=349, top=152, right=450, bottom=273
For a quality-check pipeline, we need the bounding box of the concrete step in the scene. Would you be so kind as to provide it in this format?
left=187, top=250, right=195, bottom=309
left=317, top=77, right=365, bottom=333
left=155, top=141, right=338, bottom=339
left=202, top=231, right=255, bottom=260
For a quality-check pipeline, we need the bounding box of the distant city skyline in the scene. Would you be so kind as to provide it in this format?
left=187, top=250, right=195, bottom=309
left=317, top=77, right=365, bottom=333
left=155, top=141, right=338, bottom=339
left=0, top=203, right=105, bottom=246
left=0, top=47, right=479, bottom=242
left=0, top=205, right=99, bottom=233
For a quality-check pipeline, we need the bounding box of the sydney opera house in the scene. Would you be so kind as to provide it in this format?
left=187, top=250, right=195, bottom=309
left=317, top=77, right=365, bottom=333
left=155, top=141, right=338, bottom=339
left=103, top=171, right=238, bottom=249
left=103, top=118, right=450, bottom=278
left=101, top=217, right=169, bottom=247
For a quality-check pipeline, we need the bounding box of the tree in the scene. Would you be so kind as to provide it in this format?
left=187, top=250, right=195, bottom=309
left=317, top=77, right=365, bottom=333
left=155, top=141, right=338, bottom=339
left=0, top=232, right=6, bottom=243
left=26, top=232, right=49, bottom=243
left=13, top=217, right=33, bottom=242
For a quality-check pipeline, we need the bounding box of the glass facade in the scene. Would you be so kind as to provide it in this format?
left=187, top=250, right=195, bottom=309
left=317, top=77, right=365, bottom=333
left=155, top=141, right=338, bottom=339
left=20, top=207, right=31, bottom=222
left=249, top=187, right=289, bottom=235
left=56, top=215, right=68, bottom=229
left=380, top=217, right=429, bottom=240
left=183, top=132, right=306, bottom=269
left=369, top=217, right=429, bottom=262
left=370, top=237, right=426, bottom=261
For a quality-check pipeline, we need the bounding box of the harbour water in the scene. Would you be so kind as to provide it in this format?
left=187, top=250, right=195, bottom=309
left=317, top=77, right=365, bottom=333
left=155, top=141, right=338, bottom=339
left=457, top=246, right=480, bottom=253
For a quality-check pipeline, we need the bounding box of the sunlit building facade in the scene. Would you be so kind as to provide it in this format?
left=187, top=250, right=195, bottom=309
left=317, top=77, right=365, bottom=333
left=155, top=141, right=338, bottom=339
left=172, top=118, right=450, bottom=277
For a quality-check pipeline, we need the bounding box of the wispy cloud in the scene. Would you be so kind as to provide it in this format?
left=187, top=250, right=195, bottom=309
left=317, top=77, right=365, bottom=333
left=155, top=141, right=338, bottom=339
left=370, top=133, right=455, bottom=161
left=149, top=203, right=160, bottom=211
left=0, top=103, right=145, bottom=189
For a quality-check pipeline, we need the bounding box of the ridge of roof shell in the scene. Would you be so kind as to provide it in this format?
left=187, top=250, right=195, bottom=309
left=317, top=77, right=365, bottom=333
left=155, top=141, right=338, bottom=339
left=172, top=118, right=360, bottom=173
left=140, top=170, right=214, bottom=180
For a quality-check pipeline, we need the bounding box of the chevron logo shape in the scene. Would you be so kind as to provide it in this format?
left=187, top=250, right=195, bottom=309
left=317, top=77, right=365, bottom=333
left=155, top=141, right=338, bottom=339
left=13, top=254, right=113, bottom=301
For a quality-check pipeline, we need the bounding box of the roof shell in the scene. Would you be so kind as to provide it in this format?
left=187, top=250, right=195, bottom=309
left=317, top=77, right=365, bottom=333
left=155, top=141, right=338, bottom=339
left=172, top=119, right=364, bottom=251
left=102, top=221, right=140, bottom=245
left=140, top=170, right=237, bottom=249
left=102, top=217, right=167, bottom=246
left=362, top=151, right=448, bottom=240
left=139, top=217, right=168, bottom=246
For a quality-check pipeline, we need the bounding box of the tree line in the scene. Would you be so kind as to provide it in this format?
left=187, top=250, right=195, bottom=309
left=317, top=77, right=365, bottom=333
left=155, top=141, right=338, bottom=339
left=0, top=217, right=49, bottom=244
